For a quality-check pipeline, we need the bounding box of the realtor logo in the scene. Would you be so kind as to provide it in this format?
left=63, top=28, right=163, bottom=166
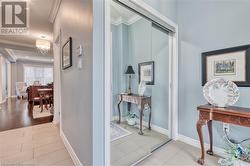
left=0, top=0, right=29, bottom=35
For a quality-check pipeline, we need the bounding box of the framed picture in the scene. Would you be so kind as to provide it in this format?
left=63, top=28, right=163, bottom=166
left=62, top=37, right=72, bottom=70
left=202, top=44, right=250, bottom=87
left=138, top=61, right=154, bottom=85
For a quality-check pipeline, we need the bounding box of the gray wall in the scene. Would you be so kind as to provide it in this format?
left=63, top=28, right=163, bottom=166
left=11, top=60, right=53, bottom=96
left=53, top=0, right=93, bottom=165
left=177, top=0, right=250, bottom=148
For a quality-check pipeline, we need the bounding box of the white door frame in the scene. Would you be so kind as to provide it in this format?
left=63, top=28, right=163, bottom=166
left=105, top=0, right=179, bottom=165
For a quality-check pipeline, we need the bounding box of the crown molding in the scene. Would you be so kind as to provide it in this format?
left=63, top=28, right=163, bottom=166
left=49, top=0, right=62, bottom=23
left=111, top=15, right=141, bottom=26
left=0, top=39, right=34, bottom=48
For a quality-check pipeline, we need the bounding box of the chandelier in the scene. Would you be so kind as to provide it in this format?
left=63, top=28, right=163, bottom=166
left=36, top=39, right=50, bottom=54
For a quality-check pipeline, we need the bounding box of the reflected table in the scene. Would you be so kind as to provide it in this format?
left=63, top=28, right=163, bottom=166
left=117, top=93, right=151, bottom=135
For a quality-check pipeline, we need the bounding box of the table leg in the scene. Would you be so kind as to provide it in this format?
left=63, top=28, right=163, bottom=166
left=207, top=120, right=213, bottom=155
left=197, top=119, right=206, bottom=165
left=40, top=98, right=43, bottom=112
left=138, top=109, right=143, bottom=135
left=148, top=107, right=151, bottom=130
left=128, top=103, right=131, bottom=112
left=117, top=100, right=122, bottom=124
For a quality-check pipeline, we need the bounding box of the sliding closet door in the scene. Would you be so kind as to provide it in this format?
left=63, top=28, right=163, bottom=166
left=151, top=24, right=171, bottom=150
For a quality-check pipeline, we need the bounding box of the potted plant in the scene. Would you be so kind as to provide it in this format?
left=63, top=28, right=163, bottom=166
left=126, top=112, right=137, bottom=126
left=219, top=144, right=250, bottom=166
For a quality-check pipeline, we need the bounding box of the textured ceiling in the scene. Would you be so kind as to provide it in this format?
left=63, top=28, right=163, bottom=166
left=0, top=0, right=54, bottom=46
left=0, top=0, right=55, bottom=62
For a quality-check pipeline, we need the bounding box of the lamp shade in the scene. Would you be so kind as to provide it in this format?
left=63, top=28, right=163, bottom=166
left=125, top=65, right=135, bottom=74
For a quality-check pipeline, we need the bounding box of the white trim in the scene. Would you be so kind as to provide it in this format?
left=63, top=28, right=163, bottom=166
left=104, top=0, right=111, bottom=165
left=49, top=0, right=62, bottom=23
left=10, top=96, right=17, bottom=98
left=60, top=131, right=83, bottom=166
left=0, top=39, right=34, bottom=48
left=117, top=0, right=177, bottom=32
left=111, top=15, right=142, bottom=26
left=178, top=134, right=225, bottom=157
left=93, top=0, right=106, bottom=165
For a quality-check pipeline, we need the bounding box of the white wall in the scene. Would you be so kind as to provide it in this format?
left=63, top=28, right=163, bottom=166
left=0, top=56, right=8, bottom=103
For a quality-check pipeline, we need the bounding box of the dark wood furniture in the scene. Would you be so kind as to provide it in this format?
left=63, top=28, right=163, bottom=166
left=26, top=85, right=53, bottom=111
left=117, top=93, right=151, bottom=135
left=37, top=88, right=53, bottom=112
left=197, top=104, right=250, bottom=165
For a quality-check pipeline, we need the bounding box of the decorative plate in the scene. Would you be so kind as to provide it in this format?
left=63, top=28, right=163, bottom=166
left=203, top=78, right=240, bottom=107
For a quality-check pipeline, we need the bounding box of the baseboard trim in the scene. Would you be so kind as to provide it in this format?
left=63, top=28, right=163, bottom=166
left=178, top=134, right=225, bottom=157
left=141, top=120, right=169, bottom=136
left=60, top=131, right=83, bottom=166
left=112, top=116, right=169, bottom=136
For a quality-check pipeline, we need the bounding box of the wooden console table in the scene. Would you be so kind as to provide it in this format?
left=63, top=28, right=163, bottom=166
left=197, top=104, right=250, bottom=165
left=117, top=94, right=151, bottom=135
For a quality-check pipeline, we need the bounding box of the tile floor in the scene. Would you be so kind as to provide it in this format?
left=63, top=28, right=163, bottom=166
left=0, top=123, right=74, bottom=166
left=111, top=123, right=170, bottom=166
left=138, top=141, right=219, bottom=166
left=0, top=122, right=220, bottom=166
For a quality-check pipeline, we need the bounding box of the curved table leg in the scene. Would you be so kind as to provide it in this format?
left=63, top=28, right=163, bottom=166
left=207, top=120, right=213, bottom=155
left=138, top=109, right=144, bottom=135
left=197, top=119, right=206, bottom=165
left=148, top=107, right=151, bottom=130
left=117, top=100, right=122, bottom=124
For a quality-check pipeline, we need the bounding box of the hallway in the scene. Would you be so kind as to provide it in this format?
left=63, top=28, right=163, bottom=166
left=0, top=123, right=73, bottom=165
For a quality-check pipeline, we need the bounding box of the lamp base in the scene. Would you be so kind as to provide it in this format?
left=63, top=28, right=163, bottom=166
left=127, top=88, right=132, bottom=95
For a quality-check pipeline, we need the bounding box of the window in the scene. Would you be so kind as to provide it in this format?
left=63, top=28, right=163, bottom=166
left=24, top=65, right=53, bottom=86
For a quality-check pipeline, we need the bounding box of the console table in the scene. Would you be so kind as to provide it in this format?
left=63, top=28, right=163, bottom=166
left=197, top=104, right=250, bottom=165
left=117, top=94, right=151, bottom=135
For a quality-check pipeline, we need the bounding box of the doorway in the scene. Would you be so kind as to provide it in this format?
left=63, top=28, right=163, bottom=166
left=109, top=0, right=178, bottom=165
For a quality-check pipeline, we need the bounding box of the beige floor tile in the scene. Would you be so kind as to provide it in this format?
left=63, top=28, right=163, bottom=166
left=0, top=144, right=22, bottom=158
left=34, top=148, right=70, bottom=166
left=49, top=158, right=74, bottom=166
left=139, top=157, right=165, bottom=166
left=1, top=149, right=34, bottom=163
left=34, top=141, right=65, bottom=158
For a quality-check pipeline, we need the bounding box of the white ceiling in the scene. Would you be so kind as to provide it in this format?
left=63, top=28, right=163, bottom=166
left=111, top=1, right=141, bottom=25
left=6, top=49, right=53, bottom=63
left=0, top=0, right=57, bottom=62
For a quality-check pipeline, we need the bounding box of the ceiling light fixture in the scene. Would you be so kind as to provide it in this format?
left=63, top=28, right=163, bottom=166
left=36, top=36, right=50, bottom=54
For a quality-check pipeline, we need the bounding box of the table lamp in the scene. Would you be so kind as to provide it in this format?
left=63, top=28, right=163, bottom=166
left=125, top=65, right=135, bottom=95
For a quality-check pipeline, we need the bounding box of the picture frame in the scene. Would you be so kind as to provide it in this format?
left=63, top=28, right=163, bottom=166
left=138, top=61, right=155, bottom=85
left=202, top=44, right=250, bottom=87
left=62, top=37, right=72, bottom=70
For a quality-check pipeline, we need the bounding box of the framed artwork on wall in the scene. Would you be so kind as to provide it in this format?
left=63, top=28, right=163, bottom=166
left=62, top=37, right=72, bottom=70
left=138, top=61, right=154, bottom=85
left=202, top=44, right=250, bottom=87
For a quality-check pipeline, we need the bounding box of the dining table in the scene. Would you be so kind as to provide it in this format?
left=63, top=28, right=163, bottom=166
left=37, top=88, right=53, bottom=112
